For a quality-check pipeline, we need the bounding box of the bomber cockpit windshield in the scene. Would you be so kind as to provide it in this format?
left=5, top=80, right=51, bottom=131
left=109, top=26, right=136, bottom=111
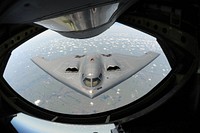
left=83, top=77, right=101, bottom=87
left=3, top=22, right=171, bottom=115
left=83, top=78, right=92, bottom=87
left=92, top=78, right=101, bottom=87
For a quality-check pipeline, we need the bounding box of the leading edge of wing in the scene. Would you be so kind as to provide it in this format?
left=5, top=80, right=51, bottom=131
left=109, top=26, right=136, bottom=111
left=100, top=51, right=160, bottom=94
left=31, top=51, right=160, bottom=99
left=32, top=56, right=103, bottom=99
left=31, top=56, right=85, bottom=93
left=31, top=56, right=53, bottom=73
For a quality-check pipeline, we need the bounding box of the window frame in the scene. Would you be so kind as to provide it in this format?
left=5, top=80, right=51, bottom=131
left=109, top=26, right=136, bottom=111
left=0, top=19, right=198, bottom=124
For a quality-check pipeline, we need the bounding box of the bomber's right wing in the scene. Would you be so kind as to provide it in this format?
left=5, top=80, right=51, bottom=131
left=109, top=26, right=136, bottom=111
left=31, top=55, right=86, bottom=95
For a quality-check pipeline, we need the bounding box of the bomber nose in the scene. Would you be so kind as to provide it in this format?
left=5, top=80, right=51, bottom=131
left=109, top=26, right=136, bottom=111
left=88, top=90, right=95, bottom=99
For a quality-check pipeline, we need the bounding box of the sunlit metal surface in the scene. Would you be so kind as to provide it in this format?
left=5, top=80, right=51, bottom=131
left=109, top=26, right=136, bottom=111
left=31, top=52, right=159, bottom=98
left=35, top=3, right=119, bottom=32
left=11, top=113, right=115, bottom=133
left=3, top=23, right=171, bottom=115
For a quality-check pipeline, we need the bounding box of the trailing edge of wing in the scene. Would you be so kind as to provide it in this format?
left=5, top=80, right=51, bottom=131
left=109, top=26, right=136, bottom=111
left=99, top=51, right=160, bottom=96
left=31, top=52, right=160, bottom=99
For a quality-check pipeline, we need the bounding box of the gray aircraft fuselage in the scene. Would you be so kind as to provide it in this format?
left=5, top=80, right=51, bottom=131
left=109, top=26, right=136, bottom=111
left=32, top=52, right=159, bottom=98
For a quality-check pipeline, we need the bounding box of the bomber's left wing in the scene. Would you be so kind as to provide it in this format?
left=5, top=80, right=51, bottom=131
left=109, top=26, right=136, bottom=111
left=94, top=51, right=160, bottom=97
left=32, top=52, right=159, bottom=99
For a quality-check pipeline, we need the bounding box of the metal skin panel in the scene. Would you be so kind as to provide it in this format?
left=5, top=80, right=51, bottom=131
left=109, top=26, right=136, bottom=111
left=32, top=52, right=159, bottom=98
